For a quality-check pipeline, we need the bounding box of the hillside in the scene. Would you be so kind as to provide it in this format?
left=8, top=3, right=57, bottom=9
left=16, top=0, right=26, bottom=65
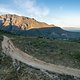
left=0, top=14, right=80, bottom=39
left=0, top=31, right=80, bottom=80
left=0, top=14, right=54, bottom=30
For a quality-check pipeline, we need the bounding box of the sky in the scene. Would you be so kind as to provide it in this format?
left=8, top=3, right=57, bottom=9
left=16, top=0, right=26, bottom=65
left=0, top=0, right=80, bottom=28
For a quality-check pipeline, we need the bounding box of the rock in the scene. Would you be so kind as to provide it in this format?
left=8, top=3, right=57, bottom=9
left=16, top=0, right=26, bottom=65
left=0, top=14, right=55, bottom=30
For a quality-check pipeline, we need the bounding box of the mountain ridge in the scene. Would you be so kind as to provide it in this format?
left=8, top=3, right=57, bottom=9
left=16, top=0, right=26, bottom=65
left=0, top=14, right=55, bottom=30
left=0, top=14, right=80, bottom=39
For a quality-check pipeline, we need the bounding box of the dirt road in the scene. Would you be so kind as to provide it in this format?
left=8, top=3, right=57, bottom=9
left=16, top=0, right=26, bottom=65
left=2, top=36, right=80, bottom=77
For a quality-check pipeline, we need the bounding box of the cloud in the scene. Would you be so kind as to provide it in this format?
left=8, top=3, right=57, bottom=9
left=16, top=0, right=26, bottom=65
left=0, top=4, right=21, bottom=15
left=0, top=0, right=50, bottom=24
left=14, top=0, right=49, bottom=17
left=1, top=0, right=80, bottom=27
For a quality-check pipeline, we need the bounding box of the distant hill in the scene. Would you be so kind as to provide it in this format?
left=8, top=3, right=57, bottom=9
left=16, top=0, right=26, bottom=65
left=0, top=14, right=80, bottom=39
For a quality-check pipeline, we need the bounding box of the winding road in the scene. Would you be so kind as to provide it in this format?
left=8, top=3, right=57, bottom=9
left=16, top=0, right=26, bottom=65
left=2, top=36, right=80, bottom=77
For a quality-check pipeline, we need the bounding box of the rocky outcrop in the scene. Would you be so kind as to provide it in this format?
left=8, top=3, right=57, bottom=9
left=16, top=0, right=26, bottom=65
left=0, top=14, right=55, bottom=30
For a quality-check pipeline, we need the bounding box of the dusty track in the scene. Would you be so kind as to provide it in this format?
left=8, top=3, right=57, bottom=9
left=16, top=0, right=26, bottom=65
left=2, top=36, right=80, bottom=77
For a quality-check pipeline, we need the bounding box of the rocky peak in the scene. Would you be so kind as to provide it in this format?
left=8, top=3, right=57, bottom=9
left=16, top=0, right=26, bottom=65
left=0, top=14, right=55, bottom=30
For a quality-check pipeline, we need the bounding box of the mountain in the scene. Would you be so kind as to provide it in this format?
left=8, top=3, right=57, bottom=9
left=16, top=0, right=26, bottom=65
left=22, top=27, right=80, bottom=39
left=0, top=14, right=54, bottom=30
left=0, top=14, right=80, bottom=39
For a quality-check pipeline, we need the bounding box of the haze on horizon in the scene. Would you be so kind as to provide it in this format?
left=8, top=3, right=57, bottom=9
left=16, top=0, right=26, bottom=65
left=0, top=0, right=80, bottom=28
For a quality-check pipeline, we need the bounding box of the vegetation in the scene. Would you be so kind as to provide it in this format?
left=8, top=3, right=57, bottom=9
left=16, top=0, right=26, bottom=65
left=12, top=36, right=80, bottom=69
left=0, top=30, right=80, bottom=80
